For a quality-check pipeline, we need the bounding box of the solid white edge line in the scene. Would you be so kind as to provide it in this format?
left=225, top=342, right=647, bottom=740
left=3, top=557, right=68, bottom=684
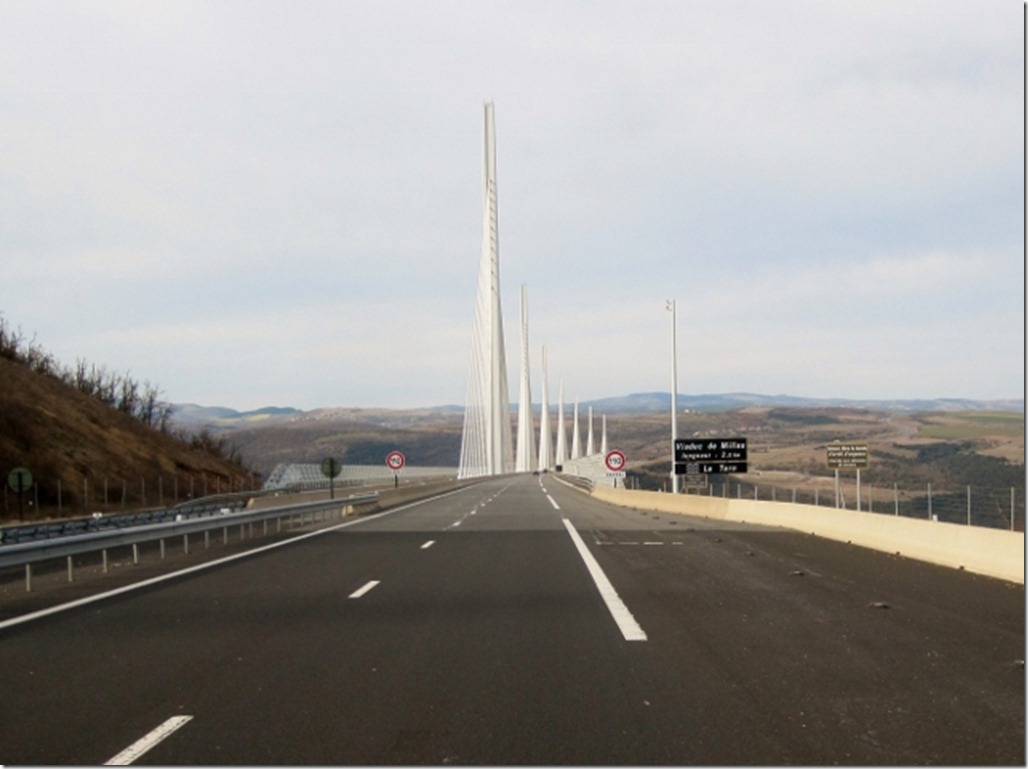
left=104, top=715, right=193, bottom=765
left=348, top=580, right=380, bottom=599
left=562, top=518, right=647, bottom=642
left=0, top=485, right=482, bottom=632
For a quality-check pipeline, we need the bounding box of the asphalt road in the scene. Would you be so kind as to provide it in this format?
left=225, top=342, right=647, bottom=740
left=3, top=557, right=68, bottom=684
left=0, top=474, right=1022, bottom=765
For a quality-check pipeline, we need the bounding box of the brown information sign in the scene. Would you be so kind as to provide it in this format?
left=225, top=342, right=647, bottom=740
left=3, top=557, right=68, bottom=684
left=826, top=443, right=869, bottom=469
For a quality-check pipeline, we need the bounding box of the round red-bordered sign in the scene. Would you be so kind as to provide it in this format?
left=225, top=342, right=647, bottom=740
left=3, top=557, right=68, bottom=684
left=386, top=450, right=406, bottom=471
left=604, top=449, right=626, bottom=472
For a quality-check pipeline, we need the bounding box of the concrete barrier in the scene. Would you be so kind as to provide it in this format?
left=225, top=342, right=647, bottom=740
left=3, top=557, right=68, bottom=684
left=591, top=486, right=1025, bottom=585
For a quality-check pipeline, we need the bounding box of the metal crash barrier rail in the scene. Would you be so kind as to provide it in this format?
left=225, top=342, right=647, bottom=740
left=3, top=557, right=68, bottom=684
left=0, top=492, right=379, bottom=592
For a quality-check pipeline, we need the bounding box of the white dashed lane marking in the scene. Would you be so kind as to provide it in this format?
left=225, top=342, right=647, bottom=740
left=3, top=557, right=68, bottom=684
left=105, top=716, right=193, bottom=765
left=348, top=580, right=380, bottom=599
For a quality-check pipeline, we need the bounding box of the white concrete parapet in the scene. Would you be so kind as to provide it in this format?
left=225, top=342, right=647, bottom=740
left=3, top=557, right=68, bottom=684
left=589, top=485, right=1025, bottom=584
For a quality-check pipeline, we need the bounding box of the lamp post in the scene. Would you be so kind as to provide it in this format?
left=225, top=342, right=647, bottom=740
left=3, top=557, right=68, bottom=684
left=667, top=299, right=679, bottom=494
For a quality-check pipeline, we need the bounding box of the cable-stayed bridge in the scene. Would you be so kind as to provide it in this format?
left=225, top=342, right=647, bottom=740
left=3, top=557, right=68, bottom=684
left=0, top=103, right=1021, bottom=766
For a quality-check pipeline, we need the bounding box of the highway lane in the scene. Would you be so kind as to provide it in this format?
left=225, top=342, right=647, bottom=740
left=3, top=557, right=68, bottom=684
left=0, top=474, right=1022, bottom=765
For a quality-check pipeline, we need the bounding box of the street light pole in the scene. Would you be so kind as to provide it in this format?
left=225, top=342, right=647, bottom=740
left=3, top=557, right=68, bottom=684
left=667, top=299, right=679, bottom=494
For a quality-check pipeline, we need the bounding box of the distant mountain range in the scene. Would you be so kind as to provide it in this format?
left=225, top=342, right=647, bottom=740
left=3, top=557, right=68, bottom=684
left=583, top=392, right=1025, bottom=414
left=171, top=392, right=1023, bottom=430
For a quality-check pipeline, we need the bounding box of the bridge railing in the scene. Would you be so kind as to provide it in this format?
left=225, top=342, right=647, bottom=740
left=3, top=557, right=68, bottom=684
left=683, top=479, right=1024, bottom=532
left=263, top=464, right=458, bottom=492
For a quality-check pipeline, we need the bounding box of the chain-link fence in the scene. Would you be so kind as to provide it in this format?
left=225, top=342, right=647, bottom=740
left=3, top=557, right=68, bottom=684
left=2, top=471, right=260, bottom=522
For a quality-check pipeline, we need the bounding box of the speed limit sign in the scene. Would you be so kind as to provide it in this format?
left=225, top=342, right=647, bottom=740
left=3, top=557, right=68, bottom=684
left=604, top=449, right=626, bottom=474
left=386, top=450, right=406, bottom=471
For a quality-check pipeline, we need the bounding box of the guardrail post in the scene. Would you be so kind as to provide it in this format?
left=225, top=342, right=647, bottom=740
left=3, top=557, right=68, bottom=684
left=102, top=549, right=109, bottom=574
left=204, top=530, right=210, bottom=549
left=25, top=563, right=32, bottom=592
left=160, top=538, right=166, bottom=559
left=223, top=526, right=228, bottom=545
left=183, top=534, right=189, bottom=555
left=133, top=543, right=139, bottom=564
left=277, top=517, right=281, bottom=533
left=894, top=483, right=899, bottom=516
left=967, top=485, right=971, bottom=526
left=67, top=556, right=74, bottom=582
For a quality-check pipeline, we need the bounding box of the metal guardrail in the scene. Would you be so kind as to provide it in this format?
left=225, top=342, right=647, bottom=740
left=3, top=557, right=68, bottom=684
left=0, top=500, right=248, bottom=546
left=555, top=473, right=595, bottom=493
left=0, top=492, right=379, bottom=588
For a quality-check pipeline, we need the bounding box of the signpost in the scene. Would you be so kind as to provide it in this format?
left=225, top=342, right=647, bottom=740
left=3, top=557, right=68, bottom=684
left=826, top=443, right=869, bottom=509
left=320, top=457, right=342, bottom=499
left=674, top=438, right=748, bottom=476
left=386, top=451, right=406, bottom=488
left=7, top=467, right=33, bottom=521
left=604, top=449, right=627, bottom=486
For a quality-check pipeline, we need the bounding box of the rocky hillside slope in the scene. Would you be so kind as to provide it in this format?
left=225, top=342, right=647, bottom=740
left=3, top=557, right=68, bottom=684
left=0, top=357, right=253, bottom=523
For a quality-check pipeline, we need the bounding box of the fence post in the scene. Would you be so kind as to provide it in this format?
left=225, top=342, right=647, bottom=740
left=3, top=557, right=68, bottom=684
left=928, top=482, right=933, bottom=520
left=894, top=483, right=899, bottom=516
left=966, top=485, right=971, bottom=526
left=1012, top=487, right=1016, bottom=532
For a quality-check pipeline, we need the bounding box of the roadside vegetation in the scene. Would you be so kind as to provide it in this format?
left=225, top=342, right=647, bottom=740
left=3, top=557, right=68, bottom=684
left=0, top=315, right=253, bottom=522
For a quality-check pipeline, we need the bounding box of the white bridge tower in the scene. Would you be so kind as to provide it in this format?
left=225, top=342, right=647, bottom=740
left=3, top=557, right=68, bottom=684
left=458, top=102, right=514, bottom=478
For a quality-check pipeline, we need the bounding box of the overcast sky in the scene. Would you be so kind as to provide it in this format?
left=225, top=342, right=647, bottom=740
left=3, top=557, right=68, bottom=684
left=1, top=0, right=1023, bottom=411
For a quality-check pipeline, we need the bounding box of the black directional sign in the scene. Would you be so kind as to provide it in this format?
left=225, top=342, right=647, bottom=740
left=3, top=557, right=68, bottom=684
left=674, top=438, right=748, bottom=475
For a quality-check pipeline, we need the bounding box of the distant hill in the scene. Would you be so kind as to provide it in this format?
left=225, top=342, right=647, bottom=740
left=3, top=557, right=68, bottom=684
left=168, top=392, right=1023, bottom=479
left=171, top=404, right=303, bottom=431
